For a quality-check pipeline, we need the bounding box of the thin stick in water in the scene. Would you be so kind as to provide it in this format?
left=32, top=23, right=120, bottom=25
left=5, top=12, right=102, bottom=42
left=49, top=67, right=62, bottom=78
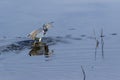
left=93, top=29, right=99, bottom=60
left=100, top=28, right=104, bottom=59
left=81, top=66, right=86, bottom=80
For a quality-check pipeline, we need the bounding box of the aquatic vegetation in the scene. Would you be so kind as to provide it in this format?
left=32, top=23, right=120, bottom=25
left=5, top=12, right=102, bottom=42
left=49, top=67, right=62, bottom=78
left=29, top=42, right=53, bottom=57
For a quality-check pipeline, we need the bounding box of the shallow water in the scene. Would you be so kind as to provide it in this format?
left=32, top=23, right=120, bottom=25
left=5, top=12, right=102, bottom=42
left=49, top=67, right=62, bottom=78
left=0, top=0, right=120, bottom=80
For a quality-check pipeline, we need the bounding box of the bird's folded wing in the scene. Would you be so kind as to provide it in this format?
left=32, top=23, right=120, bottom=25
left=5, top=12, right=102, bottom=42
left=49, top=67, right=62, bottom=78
left=28, top=28, right=43, bottom=40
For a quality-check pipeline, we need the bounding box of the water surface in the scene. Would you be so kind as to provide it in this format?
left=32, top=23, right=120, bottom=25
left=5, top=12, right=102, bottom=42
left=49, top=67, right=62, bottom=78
left=0, top=0, right=120, bottom=80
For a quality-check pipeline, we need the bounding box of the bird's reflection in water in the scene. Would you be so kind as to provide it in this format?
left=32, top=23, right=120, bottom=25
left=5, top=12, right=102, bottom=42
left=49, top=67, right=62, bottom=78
left=29, top=42, right=53, bottom=58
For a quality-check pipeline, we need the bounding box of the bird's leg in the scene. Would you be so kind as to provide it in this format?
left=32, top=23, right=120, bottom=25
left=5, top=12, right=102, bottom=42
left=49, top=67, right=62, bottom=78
left=39, top=38, right=42, bottom=42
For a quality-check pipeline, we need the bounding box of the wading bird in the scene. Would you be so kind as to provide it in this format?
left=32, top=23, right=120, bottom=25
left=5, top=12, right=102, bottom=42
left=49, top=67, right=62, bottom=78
left=28, top=22, right=54, bottom=57
left=28, top=22, right=54, bottom=42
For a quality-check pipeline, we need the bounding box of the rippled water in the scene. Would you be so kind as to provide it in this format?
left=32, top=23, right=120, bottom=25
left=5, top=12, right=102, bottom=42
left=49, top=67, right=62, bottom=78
left=0, top=0, right=120, bottom=80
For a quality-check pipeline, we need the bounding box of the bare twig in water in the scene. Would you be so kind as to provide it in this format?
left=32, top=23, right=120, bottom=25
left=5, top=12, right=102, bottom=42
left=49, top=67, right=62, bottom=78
left=95, top=40, right=99, bottom=60
left=81, top=66, right=86, bottom=80
left=100, top=28, right=104, bottom=59
left=93, top=29, right=99, bottom=60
